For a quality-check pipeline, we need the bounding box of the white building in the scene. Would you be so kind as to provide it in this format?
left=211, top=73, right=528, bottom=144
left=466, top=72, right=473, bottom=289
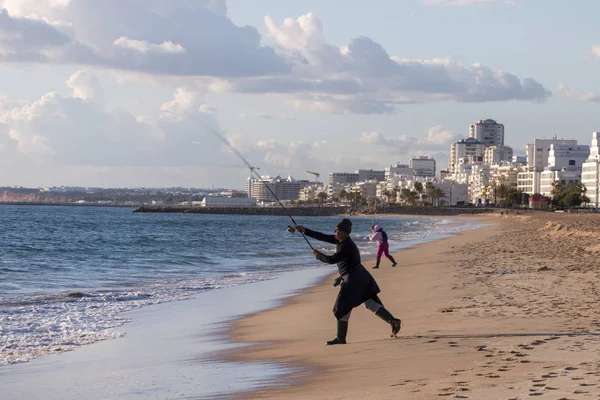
left=537, top=142, right=589, bottom=197
left=410, top=156, right=436, bottom=177
left=525, top=138, right=578, bottom=171
left=540, top=170, right=582, bottom=197
left=548, top=143, right=590, bottom=170
left=582, top=132, right=600, bottom=207
left=450, top=138, right=486, bottom=173
left=437, top=180, right=469, bottom=205
left=351, top=181, right=379, bottom=198
left=356, top=169, right=385, bottom=182
left=484, top=145, right=514, bottom=165
left=517, top=167, right=541, bottom=195
left=299, top=184, right=327, bottom=201
left=385, top=163, right=413, bottom=179
left=329, top=172, right=360, bottom=186
left=201, top=196, right=257, bottom=208
left=469, top=119, right=505, bottom=147
left=250, top=175, right=309, bottom=202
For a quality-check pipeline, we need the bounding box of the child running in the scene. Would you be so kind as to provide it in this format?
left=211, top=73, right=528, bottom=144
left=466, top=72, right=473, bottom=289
left=369, top=225, right=397, bottom=269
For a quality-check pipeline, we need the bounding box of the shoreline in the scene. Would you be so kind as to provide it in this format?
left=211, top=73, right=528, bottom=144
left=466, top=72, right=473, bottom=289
left=0, top=214, right=482, bottom=400
left=221, top=212, right=600, bottom=399
left=217, top=214, right=495, bottom=399
left=0, top=267, right=336, bottom=400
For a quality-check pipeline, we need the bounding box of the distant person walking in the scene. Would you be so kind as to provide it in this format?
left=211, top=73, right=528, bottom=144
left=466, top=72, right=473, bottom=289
left=294, top=219, right=401, bottom=345
left=369, top=225, right=397, bottom=269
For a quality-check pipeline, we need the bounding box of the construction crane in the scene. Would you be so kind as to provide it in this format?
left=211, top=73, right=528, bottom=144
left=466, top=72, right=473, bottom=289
left=306, top=170, right=320, bottom=184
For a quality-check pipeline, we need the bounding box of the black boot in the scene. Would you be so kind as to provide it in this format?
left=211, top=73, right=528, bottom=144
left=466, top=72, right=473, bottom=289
left=326, top=320, right=348, bottom=345
left=373, top=259, right=380, bottom=269
left=389, top=256, right=398, bottom=267
left=375, top=307, right=402, bottom=337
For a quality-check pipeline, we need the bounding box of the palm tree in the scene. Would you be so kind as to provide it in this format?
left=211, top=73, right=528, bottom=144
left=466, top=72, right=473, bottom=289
left=430, top=187, right=445, bottom=207
left=339, top=189, right=349, bottom=203
left=316, top=192, right=328, bottom=206
left=425, top=182, right=435, bottom=205
left=496, top=184, right=510, bottom=207
left=392, top=187, right=400, bottom=204
left=414, top=182, right=424, bottom=204
left=381, top=189, right=391, bottom=204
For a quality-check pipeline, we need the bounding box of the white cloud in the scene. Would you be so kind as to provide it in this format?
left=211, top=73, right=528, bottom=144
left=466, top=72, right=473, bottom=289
left=423, top=0, right=515, bottom=6
left=592, top=45, right=600, bottom=58
left=556, top=83, right=600, bottom=103
left=113, top=37, right=185, bottom=54
left=360, top=126, right=458, bottom=154
left=0, top=3, right=551, bottom=115
left=66, top=70, right=104, bottom=104
left=0, top=1, right=288, bottom=77
left=240, top=112, right=276, bottom=120
left=198, top=104, right=217, bottom=114
left=240, top=112, right=298, bottom=120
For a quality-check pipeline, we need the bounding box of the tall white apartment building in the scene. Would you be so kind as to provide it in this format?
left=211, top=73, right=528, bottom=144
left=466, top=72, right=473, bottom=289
left=409, top=156, right=436, bottom=177
left=525, top=138, right=578, bottom=171
left=518, top=138, right=580, bottom=195
left=469, top=119, right=505, bottom=147
left=582, top=132, right=600, bottom=207
left=484, top=145, right=514, bottom=165
left=449, top=138, right=486, bottom=173
left=539, top=143, right=589, bottom=197
left=547, top=143, right=590, bottom=170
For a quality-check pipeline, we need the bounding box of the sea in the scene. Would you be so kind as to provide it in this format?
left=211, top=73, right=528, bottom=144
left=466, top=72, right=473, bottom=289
left=0, top=205, right=476, bottom=367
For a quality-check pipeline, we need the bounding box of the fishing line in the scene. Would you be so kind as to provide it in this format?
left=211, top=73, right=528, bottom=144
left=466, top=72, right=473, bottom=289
left=199, top=120, right=315, bottom=250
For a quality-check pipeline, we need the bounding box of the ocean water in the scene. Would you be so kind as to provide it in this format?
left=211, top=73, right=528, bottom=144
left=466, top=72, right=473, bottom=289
left=0, top=205, right=475, bottom=366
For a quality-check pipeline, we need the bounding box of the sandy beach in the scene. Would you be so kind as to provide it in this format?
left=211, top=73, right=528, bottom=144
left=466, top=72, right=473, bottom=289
left=224, top=212, right=600, bottom=399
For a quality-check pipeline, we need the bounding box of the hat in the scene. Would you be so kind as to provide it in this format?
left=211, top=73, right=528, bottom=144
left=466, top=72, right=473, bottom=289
left=336, top=218, right=352, bottom=234
left=373, top=224, right=381, bottom=232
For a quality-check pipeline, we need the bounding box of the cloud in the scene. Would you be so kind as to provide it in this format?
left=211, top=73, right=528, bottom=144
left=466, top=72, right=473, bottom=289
left=556, top=83, right=600, bottom=103
left=113, top=37, right=186, bottom=54
left=240, top=112, right=276, bottom=120
left=0, top=1, right=289, bottom=77
left=360, top=125, right=458, bottom=154
left=1, top=3, right=550, bottom=115
left=422, top=0, right=516, bottom=6
left=198, top=104, right=217, bottom=114
left=66, top=69, right=104, bottom=104
left=592, top=45, right=600, bottom=58
left=0, top=72, right=238, bottom=167
left=240, top=112, right=299, bottom=120
left=0, top=70, right=331, bottom=186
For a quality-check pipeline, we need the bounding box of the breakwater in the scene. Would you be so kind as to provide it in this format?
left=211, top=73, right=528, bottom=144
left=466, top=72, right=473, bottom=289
left=133, top=205, right=496, bottom=216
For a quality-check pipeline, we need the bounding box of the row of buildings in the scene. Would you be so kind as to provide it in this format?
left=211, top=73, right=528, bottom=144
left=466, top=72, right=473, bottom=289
left=202, top=118, right=600, bottom=209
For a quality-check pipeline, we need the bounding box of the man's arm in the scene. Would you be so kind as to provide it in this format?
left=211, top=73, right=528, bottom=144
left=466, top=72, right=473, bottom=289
left=314, top=242, right=347, bottom=264
left=296, top=226, right=337, bottom=244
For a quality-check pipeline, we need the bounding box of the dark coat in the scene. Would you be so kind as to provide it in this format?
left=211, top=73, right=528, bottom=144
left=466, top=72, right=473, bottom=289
left=304, top=228, right=381, bottom=319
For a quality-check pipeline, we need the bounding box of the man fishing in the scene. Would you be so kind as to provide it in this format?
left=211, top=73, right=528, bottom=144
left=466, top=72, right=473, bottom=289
left=294, top=219, right=401, bottom=345
left=369, top=224, right=398, bottom=269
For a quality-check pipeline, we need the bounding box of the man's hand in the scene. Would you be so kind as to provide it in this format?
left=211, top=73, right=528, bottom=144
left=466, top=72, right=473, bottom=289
left=333, top=277, right=343, bottom=287
left=295, top=225, right=306, bottom=233
left=311, top=249, right=319, bottom=257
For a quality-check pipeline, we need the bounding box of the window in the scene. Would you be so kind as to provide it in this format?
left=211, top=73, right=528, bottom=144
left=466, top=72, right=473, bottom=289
left=569, top=160, right=576, bottom=166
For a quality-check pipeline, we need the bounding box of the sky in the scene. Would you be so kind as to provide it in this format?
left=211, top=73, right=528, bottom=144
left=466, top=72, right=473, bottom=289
left=0, top=0, right=599, bottom=189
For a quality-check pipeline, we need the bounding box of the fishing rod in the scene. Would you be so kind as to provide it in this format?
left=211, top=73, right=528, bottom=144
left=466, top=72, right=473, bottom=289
left=199, top=121, right=315, bottom=250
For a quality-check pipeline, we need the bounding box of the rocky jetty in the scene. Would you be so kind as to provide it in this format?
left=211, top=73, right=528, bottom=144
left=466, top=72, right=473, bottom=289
left=133, top=205, right=495, bottom=216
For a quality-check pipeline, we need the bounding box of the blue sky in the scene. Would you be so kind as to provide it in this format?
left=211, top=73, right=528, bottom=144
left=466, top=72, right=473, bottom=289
left=0, top=0, right=599, bottom=189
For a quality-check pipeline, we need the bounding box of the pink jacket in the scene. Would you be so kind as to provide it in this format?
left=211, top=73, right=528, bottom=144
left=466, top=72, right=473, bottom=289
left=369, top=225, right=384, bottom=246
